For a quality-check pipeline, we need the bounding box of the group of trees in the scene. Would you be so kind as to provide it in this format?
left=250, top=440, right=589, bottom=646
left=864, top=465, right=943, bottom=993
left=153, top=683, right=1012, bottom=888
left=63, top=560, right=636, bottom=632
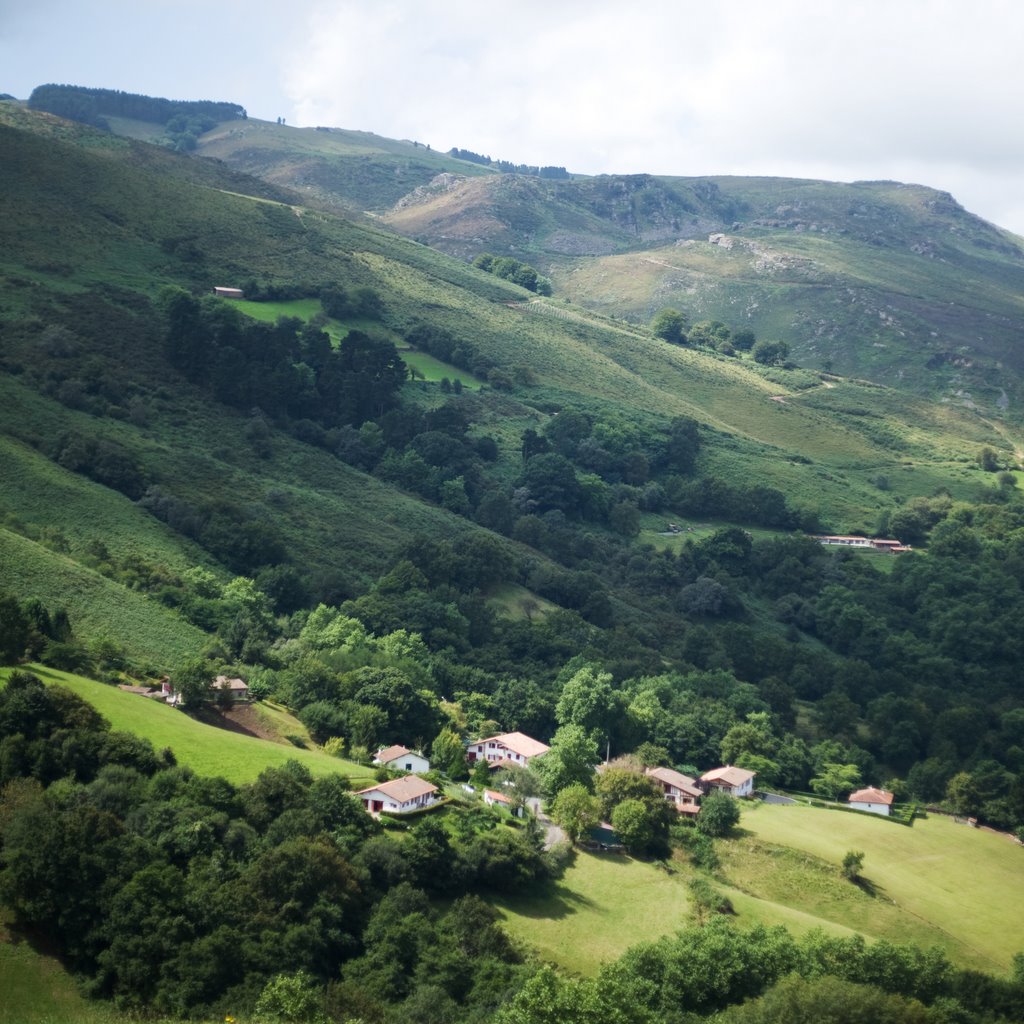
left=0, top=591, right=74, bottom=667
left=447, top=148, right=569, bottom=178
left=472, top=253, right=552, bottom=295
left=160, top=287, right=405, bottom=428
left=0, top=672, right=546, bottom=1019
left=651, top=309, right=786, bottom=363
left=8, top=672, right=1021, bottom=1023
left=28, top=84, right=244, bottom=148
left=497, top=919, right=1024, bottom=1024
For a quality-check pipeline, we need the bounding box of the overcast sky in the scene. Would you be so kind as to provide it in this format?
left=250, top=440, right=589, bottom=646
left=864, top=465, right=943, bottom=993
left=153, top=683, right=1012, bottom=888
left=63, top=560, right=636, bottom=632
left=4, top=0, right=1024, bottom=234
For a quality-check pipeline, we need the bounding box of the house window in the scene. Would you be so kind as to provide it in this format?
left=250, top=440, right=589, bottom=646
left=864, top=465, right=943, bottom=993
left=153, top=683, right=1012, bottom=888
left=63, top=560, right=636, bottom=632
left=405, top=762, right=413, bottom=771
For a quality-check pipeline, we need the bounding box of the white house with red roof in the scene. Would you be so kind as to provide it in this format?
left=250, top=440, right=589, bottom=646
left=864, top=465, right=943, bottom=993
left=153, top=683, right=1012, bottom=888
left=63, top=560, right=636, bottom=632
left=356, top=776, right=438, bottom=815
left=847, top=786, right=894, bottom=816
left=700, top=765, right=757, bottom=798
left=466, top=731, right=550, bottom=768
left=646, top=766, right=702, bottom=815
left=373, top=745, right=430, bottom=774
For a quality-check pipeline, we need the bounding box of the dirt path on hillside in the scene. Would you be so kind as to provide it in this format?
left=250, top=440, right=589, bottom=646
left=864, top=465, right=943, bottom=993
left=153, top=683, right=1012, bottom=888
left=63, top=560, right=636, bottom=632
left=193, top=704, right=282, bottom=743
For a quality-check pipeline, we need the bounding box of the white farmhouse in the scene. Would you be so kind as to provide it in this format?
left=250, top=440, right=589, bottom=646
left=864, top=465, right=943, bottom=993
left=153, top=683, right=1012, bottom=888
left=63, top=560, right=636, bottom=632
left=700, top=765, right=757, bottom=798
left=466, top=731, right=550, bottom=768
left=847, top=786, right=894, bottom=816
left=373, top=744, right=430, bottom=774
left=646, top=766, right=702, bottom=816
left=355, top=776, right=438, bottom=815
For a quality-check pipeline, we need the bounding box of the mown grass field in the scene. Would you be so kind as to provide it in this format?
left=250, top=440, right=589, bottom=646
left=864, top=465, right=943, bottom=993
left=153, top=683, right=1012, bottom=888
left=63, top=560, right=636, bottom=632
left=493, top=851, right=692, bottom=975
left=495, top=802, right=1024, bottom=977
left=735, top=801, right=1024, bottom=973
left=0, top=665, right=376, bottom=786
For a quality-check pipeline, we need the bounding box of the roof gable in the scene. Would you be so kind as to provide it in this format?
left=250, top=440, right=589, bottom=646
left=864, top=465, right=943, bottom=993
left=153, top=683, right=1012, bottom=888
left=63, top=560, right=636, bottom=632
left=375, top=744, right=413, bottom=763
left=701, top=765, right=756, bottom=786
left=848, top=786, right=894, bottom=805
left=646, top=766, right=701, bottom=796
left=475, top=731, right=550, bottom=759
left=357, top=776, right=438, bottom=803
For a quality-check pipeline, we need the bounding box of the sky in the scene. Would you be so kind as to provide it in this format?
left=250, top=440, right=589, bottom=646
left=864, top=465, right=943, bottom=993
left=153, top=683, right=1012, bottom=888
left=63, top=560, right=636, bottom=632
left=4, top=0, right=1024, bottom=234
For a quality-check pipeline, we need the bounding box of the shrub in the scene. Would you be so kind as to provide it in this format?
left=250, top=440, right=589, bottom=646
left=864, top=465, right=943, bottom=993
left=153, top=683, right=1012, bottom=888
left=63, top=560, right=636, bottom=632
left=695, top=792, right=741, bottom=837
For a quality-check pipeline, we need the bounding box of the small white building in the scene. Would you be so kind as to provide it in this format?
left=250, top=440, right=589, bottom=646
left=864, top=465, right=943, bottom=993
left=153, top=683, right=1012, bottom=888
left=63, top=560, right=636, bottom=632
left=373, top=744, right=430, bottom=774
left=848, top=786, right=894, bottom=816
left=700, top=765, right=756, bottom=798
left=646, top=766, right=702, bottom=816
left=213, top=286, right=244, bottom=299
left=356, top=776, right=438, bottom=815
left=466, top=731, right=550, bottom=768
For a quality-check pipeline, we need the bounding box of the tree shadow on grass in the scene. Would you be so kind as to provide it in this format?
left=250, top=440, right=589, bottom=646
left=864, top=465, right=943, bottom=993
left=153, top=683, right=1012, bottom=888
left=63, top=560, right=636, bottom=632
left=495, top=877, right=599, bottom=921
left=853, top=874, right=884, bottom=899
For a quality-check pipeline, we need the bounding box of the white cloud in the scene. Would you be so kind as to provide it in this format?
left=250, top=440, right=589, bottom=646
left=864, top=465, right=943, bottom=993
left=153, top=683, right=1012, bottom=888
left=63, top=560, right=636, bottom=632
left=276, top=0, right=1024, bottom=232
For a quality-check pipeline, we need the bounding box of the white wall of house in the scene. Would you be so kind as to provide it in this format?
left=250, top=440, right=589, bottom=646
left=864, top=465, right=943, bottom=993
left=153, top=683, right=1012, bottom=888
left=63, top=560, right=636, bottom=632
left=384, top=752, right=431, bottom=773
left=468, top=741, right=526, bottom=764
left=849, top=800, right=890, bottom=816
left=359, top=789, right=435, bottom=814
left=734, top=777, right=754, bottom=797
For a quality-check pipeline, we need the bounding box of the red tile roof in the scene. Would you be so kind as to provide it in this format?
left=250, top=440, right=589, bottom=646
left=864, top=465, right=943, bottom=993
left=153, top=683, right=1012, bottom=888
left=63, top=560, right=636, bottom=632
left=475, top=731, right=550, bottom=759
left=374, top=745, right=413, bottom=764
left=701, top=765, right=756, bottom=787
left=356, top=776, right=437, bottom=803
left=848, top=787, right=894, bottom=806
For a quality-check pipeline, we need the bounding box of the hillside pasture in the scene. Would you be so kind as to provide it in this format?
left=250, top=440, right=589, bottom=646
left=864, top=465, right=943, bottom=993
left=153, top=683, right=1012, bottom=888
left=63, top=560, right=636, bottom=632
left=736, top=800, right=1024, bottom=973
left=400, top=348, right=483, bottom=389
left=495, top=801, right=1024, bottom=977
left=0, top=666, right=375, bottom=787
left=494, top=850, right=692, bottom=976
left=0, top=529, right=206, bottom=669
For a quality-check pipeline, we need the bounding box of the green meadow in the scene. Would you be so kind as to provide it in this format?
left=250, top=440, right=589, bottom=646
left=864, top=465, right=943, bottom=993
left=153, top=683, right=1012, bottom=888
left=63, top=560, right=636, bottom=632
left=0, top=666, right=376, bottom=787
left=495, top=802, right=1024, bottom=977
left=0, top=918, right=121, bottom=1024
left=494, top=851, right=693, bottom=975
left=735, top=801, right=1024, bottom=973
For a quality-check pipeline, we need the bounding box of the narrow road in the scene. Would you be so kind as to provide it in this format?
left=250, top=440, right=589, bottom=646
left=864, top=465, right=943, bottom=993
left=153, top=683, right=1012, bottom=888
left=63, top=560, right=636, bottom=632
left=527, top=798, right=567, bottom=849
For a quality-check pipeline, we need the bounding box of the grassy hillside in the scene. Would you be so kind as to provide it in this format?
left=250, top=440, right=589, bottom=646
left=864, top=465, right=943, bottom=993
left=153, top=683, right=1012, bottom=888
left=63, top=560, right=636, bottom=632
left=0, top=665, right=376, bottom=786
left=496, top=802, right=1024, bottom=977
left=197, top=117, right=496, bottom=213
left=376, top=168, right=1024, bottom=418
left=88, top=102, right=1024, bottom=417
left=2, top=100, right=1022, bottom=678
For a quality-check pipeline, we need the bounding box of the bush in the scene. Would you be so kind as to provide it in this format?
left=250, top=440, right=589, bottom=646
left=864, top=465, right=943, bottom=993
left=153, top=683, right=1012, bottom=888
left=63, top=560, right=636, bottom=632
left=695, top=792, right=741, bottom=837
left=841, top=849, right=865, bottom=881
